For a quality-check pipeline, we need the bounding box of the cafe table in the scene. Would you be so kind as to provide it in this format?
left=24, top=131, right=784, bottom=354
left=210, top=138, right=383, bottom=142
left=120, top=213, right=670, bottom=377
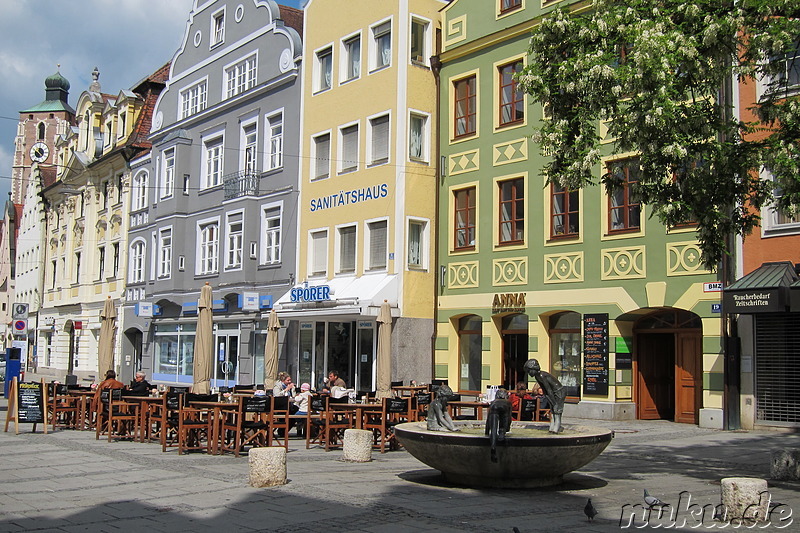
left=122, top=394, right=166, bottom=442
left=390, top=385, right=428, bottom=397
left=188, top=400, right=241, bottom=454
left=329, top=402, right=383, bottom=430
left=68, top=390, right=97, bottom=431
left=447, top=400, right=488, bottom=421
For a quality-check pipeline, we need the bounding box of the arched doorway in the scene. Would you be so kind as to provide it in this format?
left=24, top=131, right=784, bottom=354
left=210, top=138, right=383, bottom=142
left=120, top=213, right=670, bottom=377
left=501, top=314, right=528, bottom=389
left=124, top=328, right=144, bottom=377
left=634, top=309, right=702, bottom=423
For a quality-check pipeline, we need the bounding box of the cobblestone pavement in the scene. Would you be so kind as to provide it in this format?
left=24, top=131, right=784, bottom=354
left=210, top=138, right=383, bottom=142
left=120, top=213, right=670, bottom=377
left=1, top=398, right=798, bottom=532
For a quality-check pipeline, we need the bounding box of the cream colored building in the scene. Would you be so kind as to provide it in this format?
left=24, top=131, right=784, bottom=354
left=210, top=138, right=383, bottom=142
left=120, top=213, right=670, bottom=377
left=274, top=0, right=448, bottom=391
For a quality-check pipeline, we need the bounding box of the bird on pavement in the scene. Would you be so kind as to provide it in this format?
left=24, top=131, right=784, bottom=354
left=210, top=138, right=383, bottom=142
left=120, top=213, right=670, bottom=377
left=584, top=498, right=598, bottom=521
left=644, top=489, right=669, bottom=508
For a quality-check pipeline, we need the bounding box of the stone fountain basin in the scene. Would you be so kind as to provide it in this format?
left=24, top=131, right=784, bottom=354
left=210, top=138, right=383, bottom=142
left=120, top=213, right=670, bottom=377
left=394, top=421, right=613, bottom=488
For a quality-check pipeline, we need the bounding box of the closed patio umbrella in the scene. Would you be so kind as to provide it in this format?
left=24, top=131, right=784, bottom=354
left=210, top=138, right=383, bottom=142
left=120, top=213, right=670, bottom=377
left=192, top=282, right=214, bottom=394
left=264, top=309, right=280, bottom=387
left=97, top=296, right=117, bottom=375
left=376, top=300, right=393, bottom=399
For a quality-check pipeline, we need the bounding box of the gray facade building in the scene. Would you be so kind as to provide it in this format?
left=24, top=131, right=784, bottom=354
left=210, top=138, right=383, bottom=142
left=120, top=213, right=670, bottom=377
left=122, top=0, right=303, bottom=387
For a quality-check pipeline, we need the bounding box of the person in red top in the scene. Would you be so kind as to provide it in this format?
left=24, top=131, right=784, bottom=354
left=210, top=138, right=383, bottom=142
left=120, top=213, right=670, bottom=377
left=510, top=381, right=533, bottom=420
left=92, top=369, right=125, bottom=411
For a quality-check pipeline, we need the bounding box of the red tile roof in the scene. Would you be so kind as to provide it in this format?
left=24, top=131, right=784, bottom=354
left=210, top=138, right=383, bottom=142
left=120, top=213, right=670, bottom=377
left=279, top=5, right=303, bottom=35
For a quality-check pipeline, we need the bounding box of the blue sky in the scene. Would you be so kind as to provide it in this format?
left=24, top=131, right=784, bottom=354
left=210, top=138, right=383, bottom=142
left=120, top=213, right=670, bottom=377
left=0, top=0, right=304, bottom=204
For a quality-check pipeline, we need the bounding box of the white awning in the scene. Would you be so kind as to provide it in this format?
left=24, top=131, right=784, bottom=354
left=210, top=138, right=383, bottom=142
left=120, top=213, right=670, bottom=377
left=274, top=274, right=398, bottom=319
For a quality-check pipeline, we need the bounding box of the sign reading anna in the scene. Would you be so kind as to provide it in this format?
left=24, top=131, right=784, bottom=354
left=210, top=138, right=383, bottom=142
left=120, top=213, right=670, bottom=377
left=290, top=283, right=332, bottom=303
left=492, top=293, right=526, bottom=313
left=310, top=184, right=389, bottom=212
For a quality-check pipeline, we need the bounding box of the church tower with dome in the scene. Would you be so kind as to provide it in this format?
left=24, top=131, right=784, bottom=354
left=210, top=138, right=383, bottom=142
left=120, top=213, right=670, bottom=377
left=11, top=69, right=76, bottom=204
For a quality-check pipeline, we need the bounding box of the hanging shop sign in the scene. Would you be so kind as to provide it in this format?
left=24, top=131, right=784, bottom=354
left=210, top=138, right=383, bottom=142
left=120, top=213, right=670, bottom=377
left=290, top=282, right=332, bottom=303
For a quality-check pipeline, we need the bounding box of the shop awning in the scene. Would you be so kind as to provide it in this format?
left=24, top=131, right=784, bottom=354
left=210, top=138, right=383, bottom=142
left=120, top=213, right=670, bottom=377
left=722, top=261, right=798, bottom=314
left=274, top=274, right=398, bottom=318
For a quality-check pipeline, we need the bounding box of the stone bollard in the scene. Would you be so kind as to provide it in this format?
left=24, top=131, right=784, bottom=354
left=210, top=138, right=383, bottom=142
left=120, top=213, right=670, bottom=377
left=770, top=449, right=800, bottom=481
left=341, top=429, right=372, bottom=462
left=720, top=477, right=769, bottom=524
left=248, top=447, right=287, bottom=487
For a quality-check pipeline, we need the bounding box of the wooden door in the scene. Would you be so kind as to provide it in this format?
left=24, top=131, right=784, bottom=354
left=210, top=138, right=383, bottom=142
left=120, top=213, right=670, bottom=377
left=636, top=333, right=674, bottom=420
left=674, top=333, right=701, bottom=424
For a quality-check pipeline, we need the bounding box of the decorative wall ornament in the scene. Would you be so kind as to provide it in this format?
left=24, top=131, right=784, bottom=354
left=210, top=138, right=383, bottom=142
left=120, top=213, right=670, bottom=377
left=601, top=246, right=646, bottom=280
left=493, top=257, right=528, bottom=286
left=544, top=252, right=584, bottom=283
left=444, top=15, right=467, bottom=49
left=194, top=30, right=202, bottom=48
left=448, top=149, right=479, bottom=175
left=667, top=241, right=710, bottom=276
left=279, top=48, right=293, bottom=73
left=492, top=138, right=527, bottom=166
left=448, top=261, right=479, bottom=289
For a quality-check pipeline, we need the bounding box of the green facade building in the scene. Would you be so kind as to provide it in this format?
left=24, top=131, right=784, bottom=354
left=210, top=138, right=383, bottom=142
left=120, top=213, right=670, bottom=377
left=434, top=0, right=724, bottom=427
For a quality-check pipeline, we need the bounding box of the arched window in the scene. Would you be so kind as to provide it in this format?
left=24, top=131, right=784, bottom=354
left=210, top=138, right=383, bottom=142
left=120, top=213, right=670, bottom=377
left=132, top=170, right=148, bottom=211
left=548, top=311, right=582, bottom=400
left=458, top=315, right=483, bottom=392
left=37, top=122, right=46, bottom=140
left=128, top=240, right=146, bottom=283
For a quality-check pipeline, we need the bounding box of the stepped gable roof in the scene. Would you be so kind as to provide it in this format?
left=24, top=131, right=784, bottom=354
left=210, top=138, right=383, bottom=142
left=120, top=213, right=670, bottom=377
left=279, top=5, right=303, bottom=35
left=127, top=61, right=171, bottom=151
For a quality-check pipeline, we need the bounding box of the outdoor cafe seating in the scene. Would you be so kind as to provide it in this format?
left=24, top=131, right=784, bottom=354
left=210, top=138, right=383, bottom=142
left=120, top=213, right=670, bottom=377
left=178, top=393, right=216, bottom=454
left=95, top=389, right=140, bottom=442
left=219, top=395, right=270, bottom=457
left=363, top=396, right=413, bottom=453
left=48, top=383, right=80, bottom=431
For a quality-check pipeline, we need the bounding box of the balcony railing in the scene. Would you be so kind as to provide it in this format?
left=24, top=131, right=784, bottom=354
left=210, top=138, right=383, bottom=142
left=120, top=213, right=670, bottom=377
left=223, top=169, right=260, bottom=200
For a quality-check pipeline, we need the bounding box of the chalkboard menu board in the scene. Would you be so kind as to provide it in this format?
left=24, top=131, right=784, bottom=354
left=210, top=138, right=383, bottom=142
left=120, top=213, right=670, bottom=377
left=17, top=381, right=45, bottom=423
left=583, top=313, right=609, bottom=396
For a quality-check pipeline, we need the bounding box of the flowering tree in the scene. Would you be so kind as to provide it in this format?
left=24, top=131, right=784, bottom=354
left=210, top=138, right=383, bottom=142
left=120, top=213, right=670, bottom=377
left=516, top=0, right=800, bottom=269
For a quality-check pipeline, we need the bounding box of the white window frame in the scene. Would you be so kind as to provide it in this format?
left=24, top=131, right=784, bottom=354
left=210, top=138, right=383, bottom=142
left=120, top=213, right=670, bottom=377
left=128, top=239, right=146, bottom=284
left=338, top=121, right=359, bottom=174
left=161, top=148, right=175, bottom=199
left=365, top=218, right=388, bottom=271
left=132, top=170, right=148, bottom=211
left=410, top=16, right=432, bottom=67
left=117, top=111, right=127, bottom=139
left=336, top=223, right=358, bottom=274
left=762, top=168, right=800, bottom=236
left=224, top=52, right=258, bottom=99
left=312, top=131, right=331, bottom=181
left=202, top=131, right=225, bottom=189
left=158, top=227, right=172, bottom=279
left=104, top=119, right=113, bottom=147
left=370, top=19, right=392, bottom=73
left=261, top=203, right=282, bottom=265
left=314, top=45, right=333, bottom=93
left=340, top=31, right=362, bottom=83
left=309, top=229, right=328, bottom=277
left=265, top=110, right=284, bottom=171
left=367, top=112, right=390, bottom=166
left=196, top=217, right=220, bottom=275
left=210, top=7, right=226, bottom=48
left=409, top=109, right=430, bottom=163
left=407, top=217, right=430, bottom=270
left=240, top=119, right=258, bottom=174
left=225, top=211, right=244, bottom=271
left=179, top=79, right=208, bottom=120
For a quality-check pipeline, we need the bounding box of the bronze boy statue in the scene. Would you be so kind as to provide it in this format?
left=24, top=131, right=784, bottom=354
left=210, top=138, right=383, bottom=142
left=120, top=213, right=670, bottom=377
left=523, top=359, right=565, bottom=434
left=427, top=384, right=458, bottom=432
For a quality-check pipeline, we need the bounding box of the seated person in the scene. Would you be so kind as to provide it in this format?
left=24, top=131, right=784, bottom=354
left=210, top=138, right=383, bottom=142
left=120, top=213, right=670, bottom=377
left=92, top=370, right=125, bottom=411
left=321, top=370, right=346, bottom=393
left=532, top=384, right=549, bottom=409
left=127, top=371, right=152, bottom=396
left=292, top=383, right=313, bottom=437
left=509, top=381, right=534, bottom=420
left=272, top=372, right=296, bottom=397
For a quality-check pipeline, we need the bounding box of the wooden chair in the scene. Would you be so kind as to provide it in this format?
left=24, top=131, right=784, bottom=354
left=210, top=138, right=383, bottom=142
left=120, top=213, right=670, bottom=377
left=48, top=383, right=80, bottom=430
left=513, top=397, right=537, bottom=421
left=233, top=384, right=256, bottom=392
left=268, top=396, right=291, bottom=449
left=178, top=393, right=215, bottom=454
left=412, top=391, right=432, bottom=421
left=149, top=392, right=183, bottom=451
left=536, top=398, right=551, bottom=422
left=307, top=396, right=353, bottom=451
left=96, top=389, right=140, bottom=441
left=364, top=396, right=412, bottom=453
left=220, top=395, right=270, bottom=457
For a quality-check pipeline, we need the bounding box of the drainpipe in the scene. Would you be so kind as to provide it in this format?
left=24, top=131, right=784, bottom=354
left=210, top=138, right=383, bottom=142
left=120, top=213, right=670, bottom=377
left=430, top=28, right=443, bottom=384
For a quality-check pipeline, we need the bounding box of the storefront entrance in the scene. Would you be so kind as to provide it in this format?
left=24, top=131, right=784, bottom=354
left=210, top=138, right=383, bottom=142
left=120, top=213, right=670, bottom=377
left=635, top=310, right=702, bottom=423
left=297, top=320, right=375, bottom=392
left=501, top=314, right=528, bottom=389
